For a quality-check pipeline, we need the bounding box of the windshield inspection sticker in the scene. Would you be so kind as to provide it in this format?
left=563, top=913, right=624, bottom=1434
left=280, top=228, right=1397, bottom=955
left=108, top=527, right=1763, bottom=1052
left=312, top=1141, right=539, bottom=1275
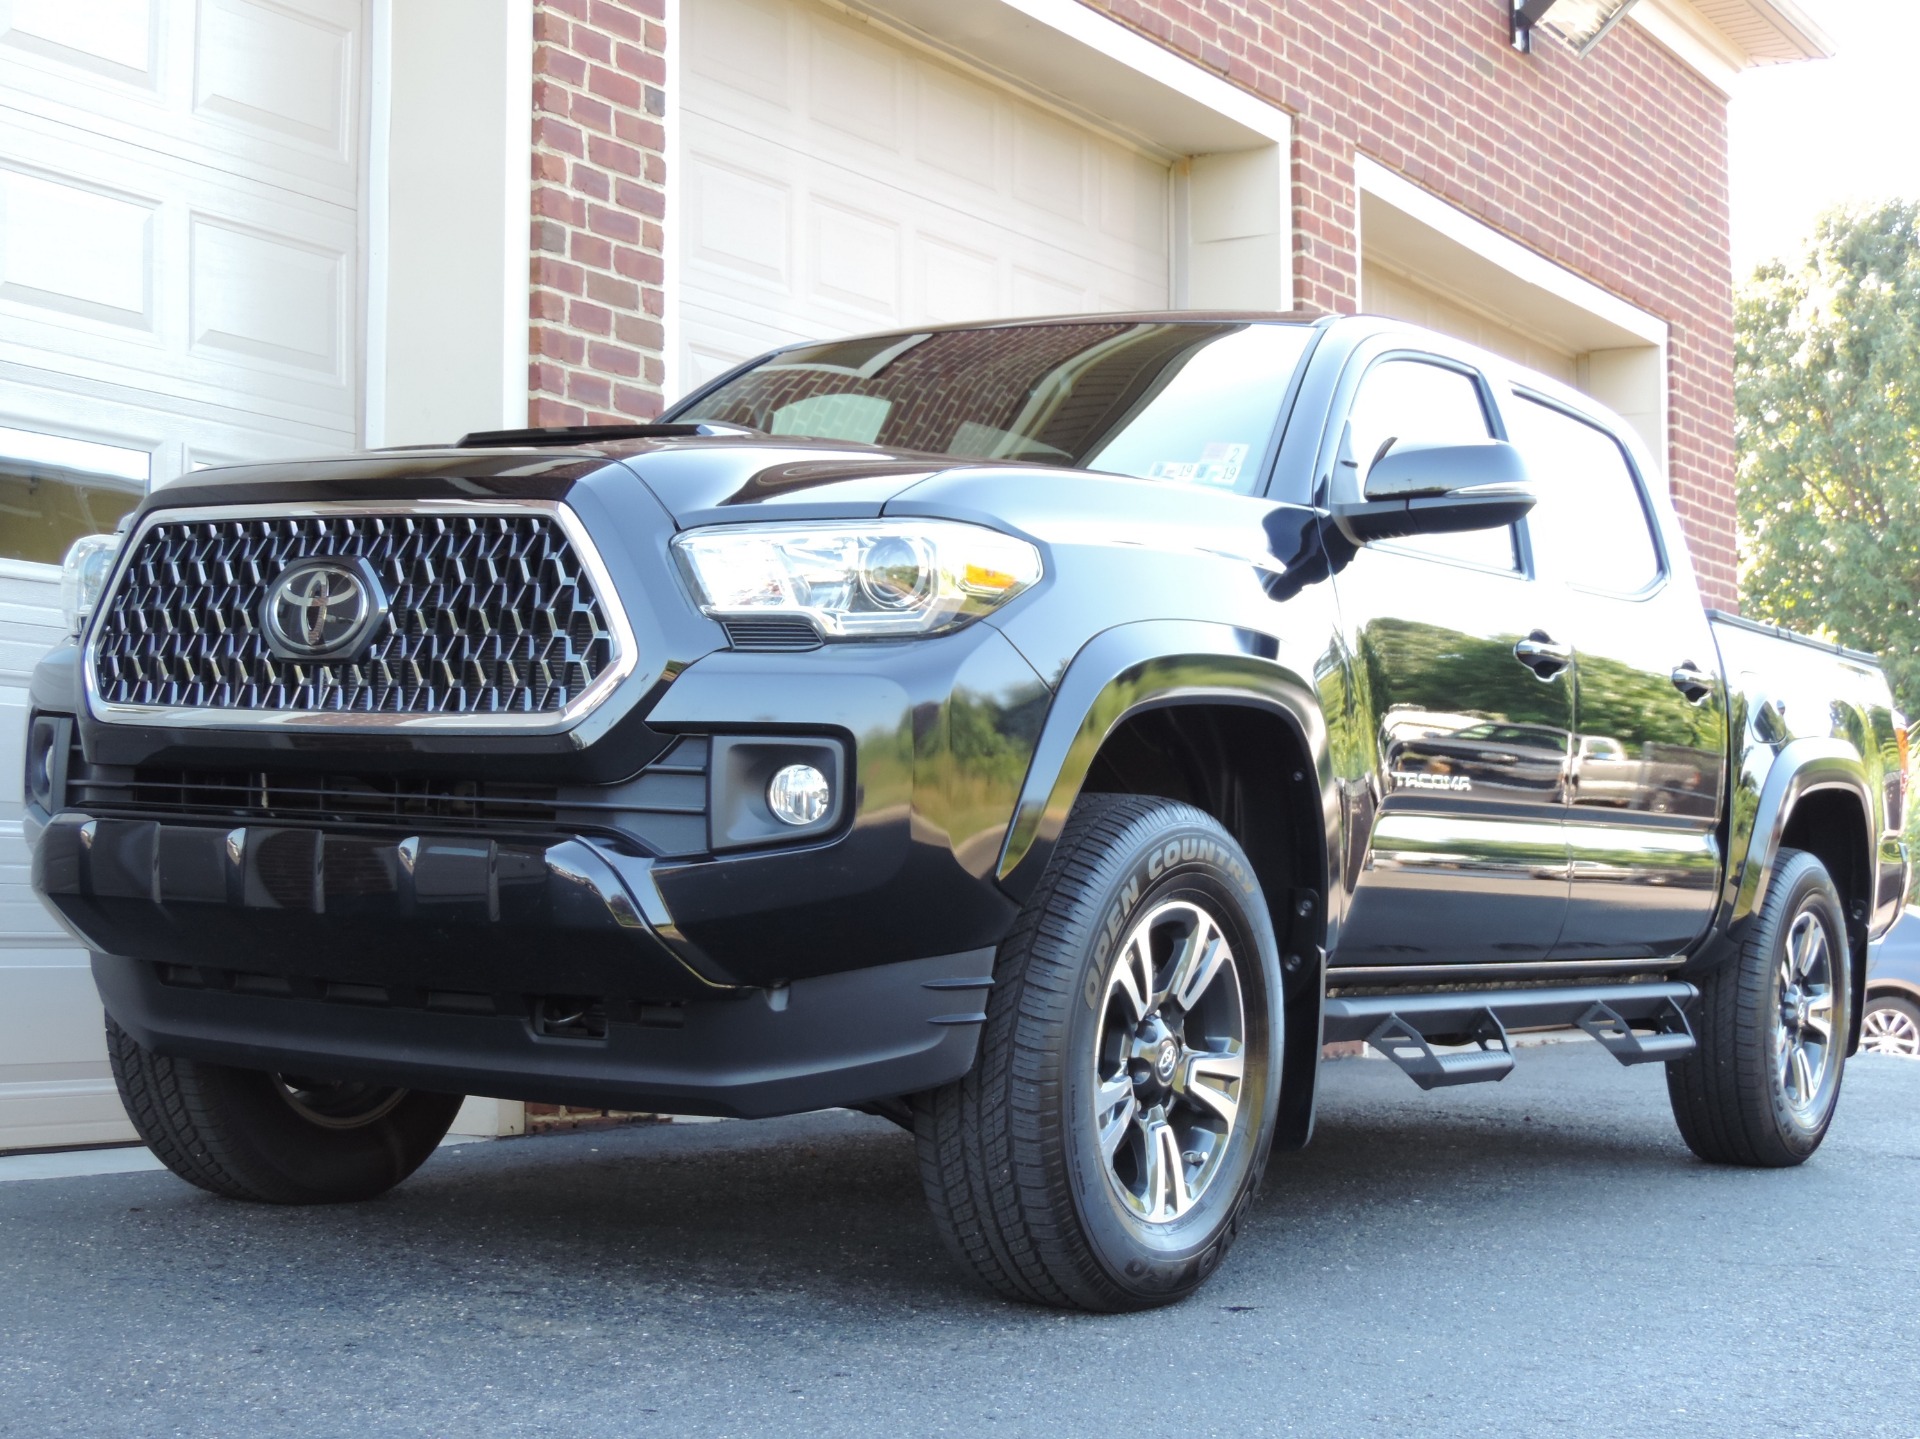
left=1149, top=442, right=1249, bottom=489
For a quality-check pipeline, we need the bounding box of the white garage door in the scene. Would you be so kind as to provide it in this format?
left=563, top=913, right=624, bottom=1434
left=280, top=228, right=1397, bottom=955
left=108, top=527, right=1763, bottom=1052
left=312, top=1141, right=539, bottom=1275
left=679, top=0, right=1172, bottom=392
left=0, top=0, right=367, bottom=1151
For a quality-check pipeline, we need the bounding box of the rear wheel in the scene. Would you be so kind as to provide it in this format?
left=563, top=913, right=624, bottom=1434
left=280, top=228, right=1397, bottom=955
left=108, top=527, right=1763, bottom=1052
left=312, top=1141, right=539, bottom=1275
left=1666, top=849, right=1852, bottom=1167
left=1860, top=994, right=1920, bottom=1057
left=914, top=794, right=1282, bottom=1311
left=107, top=1015, right=462, bottom=1203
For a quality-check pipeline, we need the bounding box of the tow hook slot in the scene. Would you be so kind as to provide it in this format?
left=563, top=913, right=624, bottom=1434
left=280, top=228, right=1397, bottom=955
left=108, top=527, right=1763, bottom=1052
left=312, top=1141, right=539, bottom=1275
left=1575, top=998, right=1696, bottom=1066
left=532, top=995, right=609, bottom=1042
left=1365, top=1009, right=1514, bottom=1089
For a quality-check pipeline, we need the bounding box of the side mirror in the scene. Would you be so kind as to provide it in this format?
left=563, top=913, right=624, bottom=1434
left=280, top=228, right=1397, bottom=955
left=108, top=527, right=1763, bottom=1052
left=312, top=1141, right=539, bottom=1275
left=1332, top=439, right=1537, bottom=545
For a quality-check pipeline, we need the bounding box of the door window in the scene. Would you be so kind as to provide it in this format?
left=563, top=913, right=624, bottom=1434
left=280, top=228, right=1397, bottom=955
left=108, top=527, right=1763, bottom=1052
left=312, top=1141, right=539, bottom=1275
left=1505, top=395, right=1661, bottom=594
left=0, top=425, right=147, bottom=566
left=1345, top=358, right=1515, bottom=571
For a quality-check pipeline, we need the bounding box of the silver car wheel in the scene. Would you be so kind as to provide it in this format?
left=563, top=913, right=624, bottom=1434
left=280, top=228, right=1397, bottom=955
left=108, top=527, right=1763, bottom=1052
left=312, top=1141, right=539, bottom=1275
left=1775, top=910, right=1838, bottom=1118
left=1860, top=1000, right=1920, bottom=1058
left=1093, top=899, right=1246, bottom=1225
left=274, top=1075, right=409, bottom=1131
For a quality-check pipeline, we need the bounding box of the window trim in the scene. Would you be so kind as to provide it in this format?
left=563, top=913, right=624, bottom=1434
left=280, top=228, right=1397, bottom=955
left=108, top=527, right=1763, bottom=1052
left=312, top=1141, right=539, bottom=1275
left=1505, top=384, right=1670, bottom=602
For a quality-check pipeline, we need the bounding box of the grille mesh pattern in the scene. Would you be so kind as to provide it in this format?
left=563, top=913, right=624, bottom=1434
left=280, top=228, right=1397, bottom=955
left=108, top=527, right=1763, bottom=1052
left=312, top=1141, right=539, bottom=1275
left=90, top=512, right=619, bottom=716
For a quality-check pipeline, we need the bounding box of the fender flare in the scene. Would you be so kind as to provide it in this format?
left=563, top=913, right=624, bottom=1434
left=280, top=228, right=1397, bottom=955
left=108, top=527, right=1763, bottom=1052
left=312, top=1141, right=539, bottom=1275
left=1726, top=738, right=1877, bottom=943
left=994, top=619, right=1334, bottom=900
left=992, top=619, right=1337, bottom=1151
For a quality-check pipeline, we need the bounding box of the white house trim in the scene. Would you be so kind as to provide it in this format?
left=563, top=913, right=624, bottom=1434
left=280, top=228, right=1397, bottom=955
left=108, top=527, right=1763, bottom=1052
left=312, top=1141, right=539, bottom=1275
left=363, top=0, right=532, bottom=448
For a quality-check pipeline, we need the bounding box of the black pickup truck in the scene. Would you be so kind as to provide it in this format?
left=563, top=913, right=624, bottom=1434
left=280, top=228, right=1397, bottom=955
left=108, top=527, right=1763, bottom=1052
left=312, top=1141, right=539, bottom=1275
left=25, top=313, right=1909, bottom=1311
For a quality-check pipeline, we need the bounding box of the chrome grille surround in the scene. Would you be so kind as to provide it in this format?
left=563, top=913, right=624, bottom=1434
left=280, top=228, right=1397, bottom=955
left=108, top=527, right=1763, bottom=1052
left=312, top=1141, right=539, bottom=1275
left=83, top=500, right=637, bottom=731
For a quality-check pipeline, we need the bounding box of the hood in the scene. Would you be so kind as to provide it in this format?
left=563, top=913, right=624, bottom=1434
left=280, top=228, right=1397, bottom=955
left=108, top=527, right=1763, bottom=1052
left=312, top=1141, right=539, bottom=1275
left=611, top=436, right=957, bottom=526
left=149, top=436, right=964, bottom=528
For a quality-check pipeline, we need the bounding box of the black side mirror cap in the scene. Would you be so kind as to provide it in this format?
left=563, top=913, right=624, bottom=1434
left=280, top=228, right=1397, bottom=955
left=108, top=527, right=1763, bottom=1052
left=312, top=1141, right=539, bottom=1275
left=1331, top=439, right=1537, bottom=544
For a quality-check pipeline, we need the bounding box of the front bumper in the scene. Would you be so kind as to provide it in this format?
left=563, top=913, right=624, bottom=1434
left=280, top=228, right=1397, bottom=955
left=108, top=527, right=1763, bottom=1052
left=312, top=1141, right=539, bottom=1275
left=93, top=945, right=994, bottom=1119
left=38, top=810, right=995, bottom=1115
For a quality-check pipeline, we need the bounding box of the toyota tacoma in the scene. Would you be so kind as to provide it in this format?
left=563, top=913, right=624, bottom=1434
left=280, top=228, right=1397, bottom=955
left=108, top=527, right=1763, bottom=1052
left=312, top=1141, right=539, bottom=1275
left=25, top=313, right=1910, bottom=1310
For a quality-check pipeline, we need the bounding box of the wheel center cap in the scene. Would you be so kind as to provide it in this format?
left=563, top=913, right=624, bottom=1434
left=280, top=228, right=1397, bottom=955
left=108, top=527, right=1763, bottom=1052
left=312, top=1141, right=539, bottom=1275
left=1155, top=1039, right=1179, bottom=1083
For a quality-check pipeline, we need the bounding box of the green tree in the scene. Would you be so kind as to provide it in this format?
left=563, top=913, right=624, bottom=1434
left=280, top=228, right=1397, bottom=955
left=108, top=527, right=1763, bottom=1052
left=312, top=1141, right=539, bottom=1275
left=1736, top=200, right=1920, bottom=717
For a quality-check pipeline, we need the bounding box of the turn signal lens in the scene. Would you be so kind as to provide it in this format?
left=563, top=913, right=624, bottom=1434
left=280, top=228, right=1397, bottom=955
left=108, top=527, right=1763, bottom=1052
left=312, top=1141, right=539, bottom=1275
left=60, top=532, right=123, bottom=636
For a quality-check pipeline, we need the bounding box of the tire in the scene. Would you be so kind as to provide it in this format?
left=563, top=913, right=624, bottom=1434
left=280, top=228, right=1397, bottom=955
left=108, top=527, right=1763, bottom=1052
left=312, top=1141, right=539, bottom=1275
left=913, top=794, right=1283, bottom=1311
left=1666, top=848, right=1852, bottom=1167
left=1859, top=993, right=1920, bottom=1058
left=106, top=1015, right=463, bottom=1203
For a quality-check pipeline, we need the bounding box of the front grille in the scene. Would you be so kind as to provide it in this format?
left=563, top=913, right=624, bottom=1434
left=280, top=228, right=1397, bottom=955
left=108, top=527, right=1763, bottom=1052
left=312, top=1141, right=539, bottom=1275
left=63, top=734, right=712, bottom=857
left=89, top=506, right=625, bottom=720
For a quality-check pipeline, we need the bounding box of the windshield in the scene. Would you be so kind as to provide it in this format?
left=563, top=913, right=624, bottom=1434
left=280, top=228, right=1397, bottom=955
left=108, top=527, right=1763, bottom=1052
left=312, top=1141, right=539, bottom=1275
left=670, top=321, right=1315, bottom=495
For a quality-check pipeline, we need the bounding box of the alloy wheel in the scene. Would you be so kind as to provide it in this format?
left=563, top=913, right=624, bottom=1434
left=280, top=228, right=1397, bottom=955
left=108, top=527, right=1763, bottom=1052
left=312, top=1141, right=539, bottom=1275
left=1861, top=1002, right=1920, bottom=1058
left=1775, top=910, right=1837, bottom=1117
left=274, top=1074, right=409, bottom=1131
left=1093, top=899, right=1246, bottom=1224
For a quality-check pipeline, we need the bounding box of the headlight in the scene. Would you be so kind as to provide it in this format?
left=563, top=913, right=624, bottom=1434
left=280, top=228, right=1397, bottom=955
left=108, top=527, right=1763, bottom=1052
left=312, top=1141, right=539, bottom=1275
left=673, top=520, right=1041, bottom=639
left=60, top=532, right=123, bottom=636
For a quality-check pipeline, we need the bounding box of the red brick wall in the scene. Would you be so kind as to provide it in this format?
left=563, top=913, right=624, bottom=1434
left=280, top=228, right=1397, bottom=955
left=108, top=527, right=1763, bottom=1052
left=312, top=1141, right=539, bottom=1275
left=1084, top=0, right=1737, bottom=604
left=524, top=0, right=1738, bottom=605
left=529, top=0, right=668, bottom=428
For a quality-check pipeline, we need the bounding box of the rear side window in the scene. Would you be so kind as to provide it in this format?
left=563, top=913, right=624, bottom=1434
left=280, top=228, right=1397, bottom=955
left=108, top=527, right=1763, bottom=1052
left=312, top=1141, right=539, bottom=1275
left=1505, top=396, right=1661, bottom=593
left=1344, top=358, right=1515, bottom=572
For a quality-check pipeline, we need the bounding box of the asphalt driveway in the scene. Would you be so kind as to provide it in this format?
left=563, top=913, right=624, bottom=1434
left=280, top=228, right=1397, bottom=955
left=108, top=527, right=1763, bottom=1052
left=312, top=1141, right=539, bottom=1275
left=3, top=1043, right=1916, bottom=1439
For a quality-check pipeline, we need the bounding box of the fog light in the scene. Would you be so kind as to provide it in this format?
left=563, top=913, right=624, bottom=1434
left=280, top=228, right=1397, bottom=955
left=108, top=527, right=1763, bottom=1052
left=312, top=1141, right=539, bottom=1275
left=767, top=763, right=830, bottom=827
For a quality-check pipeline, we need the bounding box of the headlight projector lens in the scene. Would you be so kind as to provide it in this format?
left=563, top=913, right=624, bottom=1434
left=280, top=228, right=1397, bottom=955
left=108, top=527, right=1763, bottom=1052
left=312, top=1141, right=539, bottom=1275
left=858, top=534, right=931, bottom=610
left=767, top=763, right=831, bottom=827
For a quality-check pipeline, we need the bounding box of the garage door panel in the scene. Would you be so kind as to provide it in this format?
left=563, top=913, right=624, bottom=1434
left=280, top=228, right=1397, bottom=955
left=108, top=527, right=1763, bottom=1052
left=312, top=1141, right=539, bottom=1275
left=682, top=0, right=1170, bottom=388
left=687, top=153, right=793, bottom=286
left=0, top=164, right=158, bottom=332
left=0, top=0, right=362, bottom=208
left=194, top=0, right=355, bottom=159
left=810, top=200, right=900, bottom=317
left=0, top=112, right=357, bottom=437
left=809, top=23, right=900, bottom=146
left=915, top=71, right=996, bottom=188
left=187, top=214, right=346, bottom=378
left=0, top=0, right=159, bottom=87
left=916, top=236, right=999, bottom=323
left=687, top=0, right=793, bottom=107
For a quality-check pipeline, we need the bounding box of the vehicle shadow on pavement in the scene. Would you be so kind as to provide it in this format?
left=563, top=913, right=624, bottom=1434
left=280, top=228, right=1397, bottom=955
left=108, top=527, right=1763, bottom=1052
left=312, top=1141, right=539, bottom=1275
left=3, top=1048, right=1720, bottom=1323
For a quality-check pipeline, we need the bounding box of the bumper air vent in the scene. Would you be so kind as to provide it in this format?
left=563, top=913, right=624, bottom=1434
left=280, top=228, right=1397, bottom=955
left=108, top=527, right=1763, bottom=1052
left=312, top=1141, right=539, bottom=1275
left=721, top=616, right=823, bottom=652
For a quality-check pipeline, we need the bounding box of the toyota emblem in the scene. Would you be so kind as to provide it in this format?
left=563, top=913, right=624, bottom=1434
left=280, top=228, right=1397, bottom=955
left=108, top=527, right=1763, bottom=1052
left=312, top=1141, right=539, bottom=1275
left=262, top=557, right=387, bottom=661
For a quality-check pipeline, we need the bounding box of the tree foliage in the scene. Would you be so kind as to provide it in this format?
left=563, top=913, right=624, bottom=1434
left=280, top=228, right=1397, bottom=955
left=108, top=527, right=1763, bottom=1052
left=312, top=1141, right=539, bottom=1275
left=1737, top=200, right=1920, bottom=717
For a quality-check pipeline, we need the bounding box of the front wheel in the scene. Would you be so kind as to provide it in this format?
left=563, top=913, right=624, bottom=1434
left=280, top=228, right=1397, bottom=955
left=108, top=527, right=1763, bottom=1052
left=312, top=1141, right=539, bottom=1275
left=107, top=1016, right=463, bottom=1203
left=914, top=795, right=1283, bottom=1311
left=1666, top=849, right=1852, bottom=1167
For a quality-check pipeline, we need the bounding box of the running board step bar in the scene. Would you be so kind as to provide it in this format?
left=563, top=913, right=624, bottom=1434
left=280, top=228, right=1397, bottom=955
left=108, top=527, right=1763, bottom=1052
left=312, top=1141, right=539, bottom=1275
left=1363, top=1010, right=1514, bottom=1089
left=1323, top=981, right=1698, bottom=1089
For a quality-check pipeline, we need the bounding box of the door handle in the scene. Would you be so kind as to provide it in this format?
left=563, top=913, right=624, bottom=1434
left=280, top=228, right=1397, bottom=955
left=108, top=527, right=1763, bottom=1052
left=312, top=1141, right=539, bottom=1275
left=1513, top=632, right=1572, bottom=680
left=1670, top=663, right=1715, bottom=704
